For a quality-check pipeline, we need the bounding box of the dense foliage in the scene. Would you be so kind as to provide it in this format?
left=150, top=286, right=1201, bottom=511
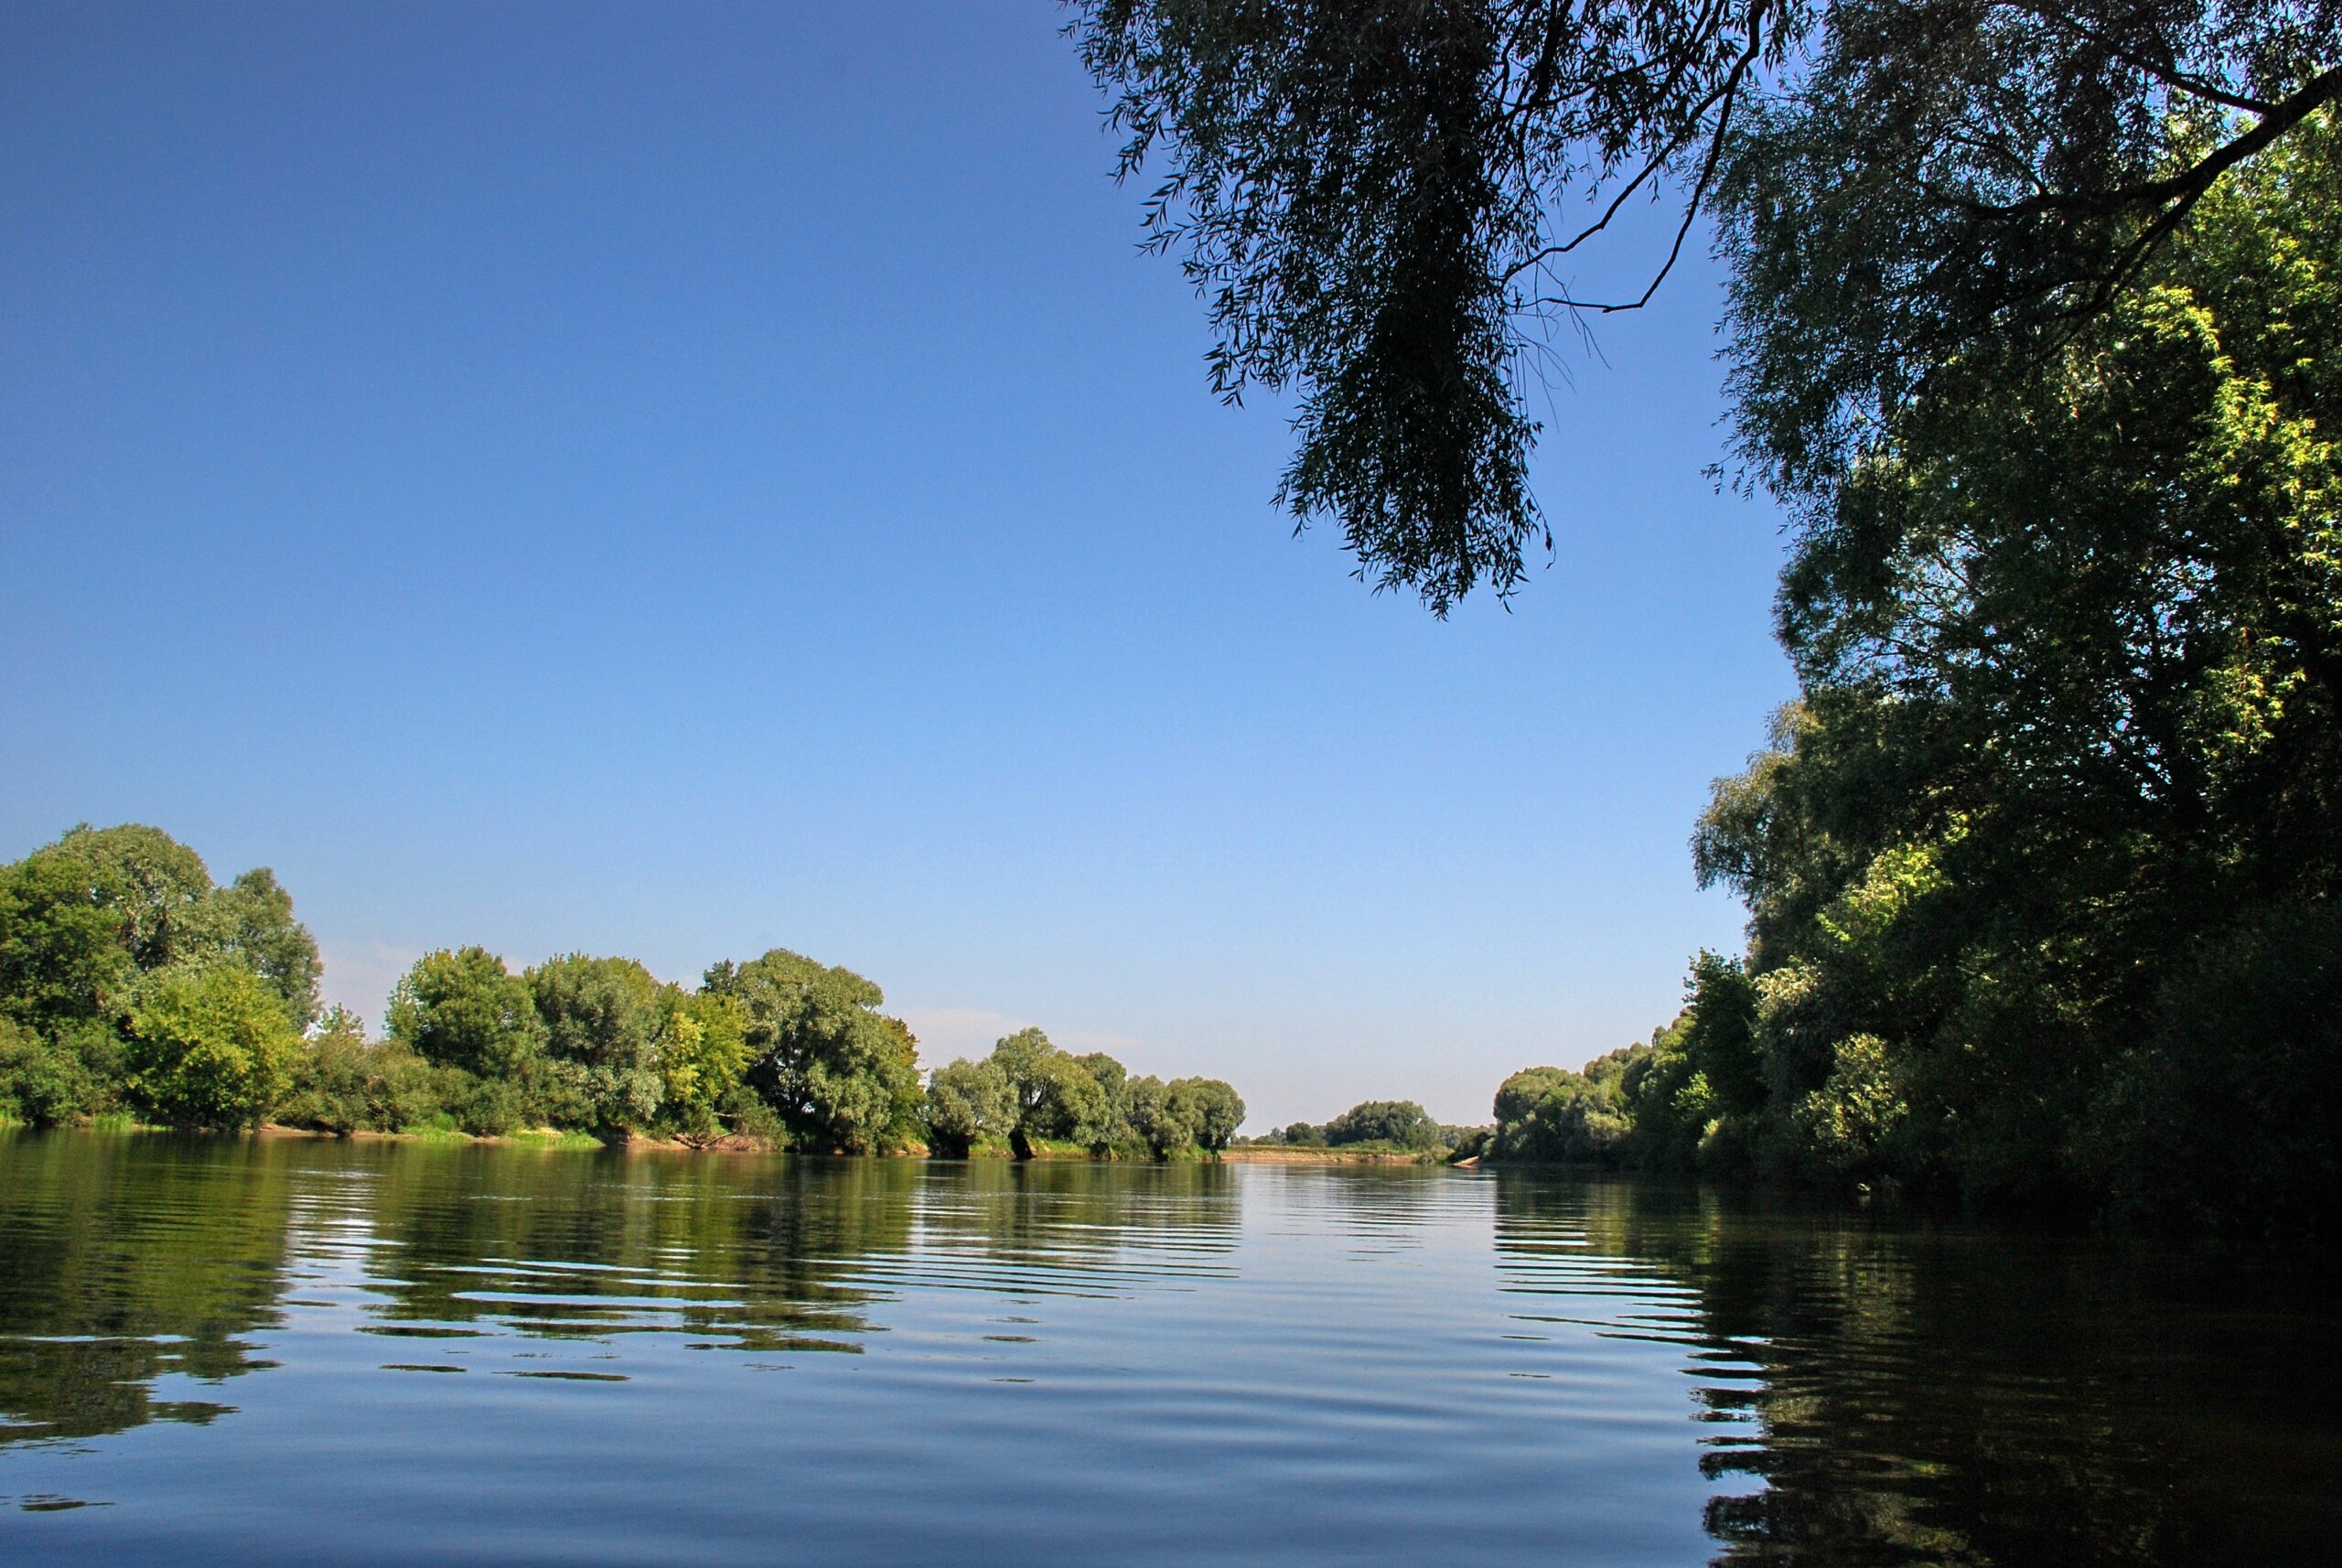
left=1, top=825, right=1249, bottom=1161
left=1478, top=112, right=2342, bottom=1235
left=1688, top=115, right=2342, bottom=1231
left=0, top=824, right=319, bottom=1128
left=1078, top=6, right=2339, bottom=1234
left=922, top=1026, right=1243, bottom=1160
left=1256, top=1101, right=1477, bottom=1152
left=1070, top=0, right=2336, bottom=609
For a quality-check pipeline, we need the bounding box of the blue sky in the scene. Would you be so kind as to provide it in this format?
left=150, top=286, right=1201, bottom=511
left=1, top=1, right=1792, bottom=1127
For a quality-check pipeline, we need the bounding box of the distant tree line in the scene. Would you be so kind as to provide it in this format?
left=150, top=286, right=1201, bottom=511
left=1248, top=1100, right=1480, bottom=1155
left=0, top=824, right=1242, bottom=1160
left=925, top=1027, right=1241, bottom=1158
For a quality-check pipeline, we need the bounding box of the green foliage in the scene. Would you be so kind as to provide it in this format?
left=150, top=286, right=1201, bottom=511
left=931, top=1034, right=1242, bottom=1160
left=925, top=1058, right=1017, bottom=1156
left=37, top=823, right=214, bottom=972
left=984, top=1027, right=1108, bottom=1150
left=1171, top=1076, right=1244, bottom=1150
left=1488, top=1049, right=1639, bottom=1164
left=1071, top=1050, right=1133, bottom=1141
left=279, top=1007, right=448, bottom=1134
left=122, top=961, right=303, bottom=1129
left=2092, top=898, right=2342, bottom=1238
left=177, top=867, right=322, bottom=1027
left=1, top=825, right=1248, bottom=1161
left=1070, top=5, right=2331, bottom=609
left=528, top=954, right=666, bottom=1134
left=1323, top=1100, right=1439, bottom=1150
left=0, top=823, right=319, bottom=1034
left=0, top=849, right=137, bottom=1032
left=709, top=950, right=922, bottom=1153
left=390, top=947, right=547, bottom=1079
left=1668, top=109, right=2342, bottom=1227
left=0, top=1016, right=122, bottom=1126
left=659, top=987, right=750, bottom=1143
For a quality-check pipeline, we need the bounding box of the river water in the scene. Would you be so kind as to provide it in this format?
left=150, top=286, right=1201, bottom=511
left=0, top=1132, right=2330, bottom=1566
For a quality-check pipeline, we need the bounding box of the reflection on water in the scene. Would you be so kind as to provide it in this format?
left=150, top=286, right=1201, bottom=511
left=0, top=1133, right=2330, bottom=1566
left=1491, top=1174, right=2341, bottom=1566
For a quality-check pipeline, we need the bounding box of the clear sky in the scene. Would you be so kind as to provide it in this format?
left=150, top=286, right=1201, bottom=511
left=0, top=1, right=1793, bottom=1129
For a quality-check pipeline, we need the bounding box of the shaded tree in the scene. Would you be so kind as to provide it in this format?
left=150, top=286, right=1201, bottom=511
left=389, top=947, right=548, bottom=1080
left=1170, top=1076, right=1245, bottom=1149
left=1071, top=2, right=2337, bottom=609
left=180, top=867, right=321, bottom=1026
left=708, top=950, right=923, bottom=1153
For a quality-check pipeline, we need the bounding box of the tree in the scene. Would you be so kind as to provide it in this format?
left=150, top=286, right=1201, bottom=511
left=37, top=823, right=213, bottom=970
left=983, top=1027, right=1110, bottom=1149
left=1323, top=1099, right=1438, bottom=1149
left=659, top=987, right=751, bottom=1142
left=389, top=947, right=547, bottom=1080
left=1680, top=109, right=2342, bottom=1222
left=122, top=961, right=302, bottom=1129
left=1070, top=2, right=2338, bottom=609
left=0, top=1016, right=121, bottom=1126
left=0, top=824, right=321, bottom=1031
left=1170, top=1077, right=1245, bottom=1150
left=1073, top=1050, right=1133, bottom=1142
left=1488, top=1052, right=1638, bottom=1165
left=925, top=1058, right=1018, bottom=1155
left=708, top=950, right=923, bottom=1153
left=180, top=868, right=322, bottom=1027
left=0, top=847, right=136, bottom=1032
left=280, top=1006, right=445, bottom=1135
left=528, top=954, right=666, bottom=1133
left=1494, top=1068, right=1574, bottom=1129
left=1124, top=1073, right=1198, bottom=1155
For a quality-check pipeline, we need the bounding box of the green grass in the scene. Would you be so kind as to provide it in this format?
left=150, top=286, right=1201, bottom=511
left=87, top=1111, right=156, bottom=1134
left=504, top=1128, right=604, bottom=1150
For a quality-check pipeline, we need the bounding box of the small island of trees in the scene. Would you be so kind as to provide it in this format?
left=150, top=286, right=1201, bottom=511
left=0, top=823, right=1241, bottom=1160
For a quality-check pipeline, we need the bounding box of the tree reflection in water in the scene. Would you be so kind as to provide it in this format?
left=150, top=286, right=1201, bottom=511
left=0, top=1132, right=297, bottom=1444
left=0, top=1133, right=1247, bottom=1444
left=4, top=1133, right=2331, bottom=1568
left=1490, top=1171, right=2339, bottom=1567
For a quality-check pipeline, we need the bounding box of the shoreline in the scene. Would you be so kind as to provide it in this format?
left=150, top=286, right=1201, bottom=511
left=1219, top=1145, right=1445, bottom=1165
left=10, top=1121, right=1467, bottom=1166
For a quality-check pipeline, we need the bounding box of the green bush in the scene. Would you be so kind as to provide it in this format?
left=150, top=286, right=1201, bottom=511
left=0, top=1017, right=123, bottom=1125
left=124, top=961, right=303, bottom=1129
left=458, top=1073, right=529, bottom=1137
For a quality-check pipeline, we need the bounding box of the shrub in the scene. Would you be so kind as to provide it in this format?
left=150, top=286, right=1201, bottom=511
left=123, top=962, right=303, bottom=1129
left=0, top=1017, right=123, bottom=1125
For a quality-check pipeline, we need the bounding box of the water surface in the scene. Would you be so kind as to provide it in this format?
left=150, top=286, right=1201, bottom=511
left=0, top=1132, right=2330, bottom=1565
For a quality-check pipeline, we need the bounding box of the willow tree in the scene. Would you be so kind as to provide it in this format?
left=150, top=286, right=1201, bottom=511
left=1069, top=1, right=2337, bottom=608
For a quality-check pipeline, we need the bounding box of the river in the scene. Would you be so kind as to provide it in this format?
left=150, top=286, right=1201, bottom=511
left=0, top=1131, right=2330, bottom=1565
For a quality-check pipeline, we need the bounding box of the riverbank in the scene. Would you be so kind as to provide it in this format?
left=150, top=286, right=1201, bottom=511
left=13, top=1120, right=1468, bottom=1165
left=1221, top=1144, right=1446, bottom=1165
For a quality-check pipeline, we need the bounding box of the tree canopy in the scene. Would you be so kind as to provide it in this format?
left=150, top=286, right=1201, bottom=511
left=0, top=825, right=1249, bottom=1157
left=1070, top=1, right=2338, bottom=608
left=1478, top=111, right=2342, bottom=1233
left=923, top=1028, right=1244, bottom=1159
